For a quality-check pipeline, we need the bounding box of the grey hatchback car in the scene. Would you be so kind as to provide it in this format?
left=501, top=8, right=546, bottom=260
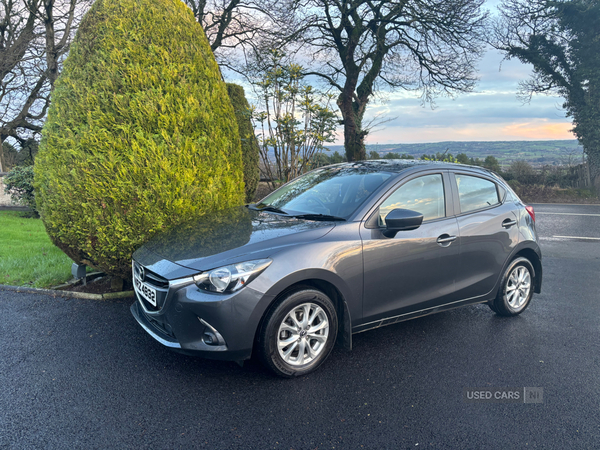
left=131, top=160, right=542, bottom=377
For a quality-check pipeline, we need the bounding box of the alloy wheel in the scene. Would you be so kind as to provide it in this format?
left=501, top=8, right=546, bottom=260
left=276, top=302, right=330, bottom=366
left=504, top=265, right=532, bottom=310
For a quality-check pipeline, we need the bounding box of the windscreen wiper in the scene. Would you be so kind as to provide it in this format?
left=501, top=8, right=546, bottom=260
left=291, top=214, right=346, bottom=221
left=247, top=204, right=288, bottom=214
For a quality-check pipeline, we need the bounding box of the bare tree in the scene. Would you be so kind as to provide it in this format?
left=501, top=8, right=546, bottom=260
left=561, top=145, right=583, bottom=168
left=0, top=0, right=89, bottom=170
left=182, top=0, right=296, bottom=58
left=297, top=0, right=488, bottom=161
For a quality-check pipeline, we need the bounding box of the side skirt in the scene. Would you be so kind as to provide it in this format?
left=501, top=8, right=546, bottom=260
left=352, top=298, right=488, bottom=335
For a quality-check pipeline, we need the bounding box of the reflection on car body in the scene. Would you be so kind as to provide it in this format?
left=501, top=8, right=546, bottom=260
left=131, top=160, right=542, bottom=377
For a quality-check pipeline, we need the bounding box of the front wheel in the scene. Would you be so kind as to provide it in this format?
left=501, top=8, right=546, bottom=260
left=492, top=257, right=535, bottom=316
left=258, top=289, right=338, bottom=377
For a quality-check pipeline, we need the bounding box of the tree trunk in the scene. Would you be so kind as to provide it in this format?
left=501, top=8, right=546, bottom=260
left=342, top=119, right=367, bottom=162
left=338, top=94, right=367, bottom=162
left=586, top=148, right=600, bottom=189
left=44, top=0, right=60, bottom=87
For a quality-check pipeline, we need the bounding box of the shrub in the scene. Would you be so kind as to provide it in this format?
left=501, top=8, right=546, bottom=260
left=227, top=83, right=260, bottom=202
left=508, top=160, right=538, bottom=184
left=507, top=179, right=521, bottom=190
left=513, top=184, right=596, bottom=203
left=3, top=165, right=38, bottom=215
left=35, top=0, right=244, bottom=278
left=250, top=50, right=338, bottom=189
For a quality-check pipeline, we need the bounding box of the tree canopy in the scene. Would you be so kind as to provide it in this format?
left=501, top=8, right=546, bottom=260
left=492, top=0, right=600, bottom=184
left=183, top=0, right=297, bottom=67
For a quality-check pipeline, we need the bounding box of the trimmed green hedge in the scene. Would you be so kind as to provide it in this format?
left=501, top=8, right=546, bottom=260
left=227, top=83, right=260, bottom=202
left=35, top=0, right=244, bottom=277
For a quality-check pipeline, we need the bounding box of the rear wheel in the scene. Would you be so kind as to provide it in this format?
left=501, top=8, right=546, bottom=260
left=492, top=257, right=534, bottom=316
left=258, top=288, right=338, bottom=377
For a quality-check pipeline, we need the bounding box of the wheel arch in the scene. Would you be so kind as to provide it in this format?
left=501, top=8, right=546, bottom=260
left=254, top=275, right=354, bottom=356
left=488, top=242, right=542, bottom=308
left=513, top=247, right=542, bottom=294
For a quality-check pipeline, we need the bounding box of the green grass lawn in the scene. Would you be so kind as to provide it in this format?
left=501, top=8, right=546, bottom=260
left=0, top=211, right=74, bottom=288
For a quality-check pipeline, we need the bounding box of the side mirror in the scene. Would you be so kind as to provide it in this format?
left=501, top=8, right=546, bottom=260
left=383, top=208, right=423, bottom=238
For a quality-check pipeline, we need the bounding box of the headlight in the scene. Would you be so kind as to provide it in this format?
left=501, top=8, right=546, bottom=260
left=193, top=259, right=272, bottom=293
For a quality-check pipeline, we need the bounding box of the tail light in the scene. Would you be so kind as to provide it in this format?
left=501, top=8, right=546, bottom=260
left=525, top=205, right=535, bottom=222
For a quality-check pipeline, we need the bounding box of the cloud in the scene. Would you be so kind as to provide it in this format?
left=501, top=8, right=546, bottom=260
left=364, top=119, right=575, bottom=144
left=502, top=121, right=574, bottom=140
left=361, top=45, right=572, bottom=144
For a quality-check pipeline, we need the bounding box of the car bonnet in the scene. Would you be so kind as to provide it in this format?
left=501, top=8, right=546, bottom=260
left=140, top=206, right=336, bottom=272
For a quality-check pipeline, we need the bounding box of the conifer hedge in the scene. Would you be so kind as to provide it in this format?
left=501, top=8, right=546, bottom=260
left=227, top=83, right=260, bottom=202
left=35, top=0, right=244, bottom=278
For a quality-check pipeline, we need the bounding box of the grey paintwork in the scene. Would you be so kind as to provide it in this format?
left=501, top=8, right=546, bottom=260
left=131, top=161, right=542, bottom=362
left=144, top=207, right=336, bottom=272
left=361, top=215, right=462, bottom=322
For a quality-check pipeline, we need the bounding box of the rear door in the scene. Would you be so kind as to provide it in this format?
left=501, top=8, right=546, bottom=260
left=451, top=171, right=520, bottom=300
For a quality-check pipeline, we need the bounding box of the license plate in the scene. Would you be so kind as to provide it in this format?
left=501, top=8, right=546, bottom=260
left=134, top=276, right=157, bottom=307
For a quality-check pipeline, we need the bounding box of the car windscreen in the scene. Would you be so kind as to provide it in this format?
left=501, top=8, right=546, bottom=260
left=257, top=166, right=392, bottom=219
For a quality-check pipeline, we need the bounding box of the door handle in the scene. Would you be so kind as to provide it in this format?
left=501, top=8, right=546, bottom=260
left=502, top=218, right=517, bottom=228
left=437, top=234, right=457, bottom=246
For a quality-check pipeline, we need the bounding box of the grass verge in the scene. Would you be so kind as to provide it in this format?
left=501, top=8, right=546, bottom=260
left=0, top=211, right=74, bottom=288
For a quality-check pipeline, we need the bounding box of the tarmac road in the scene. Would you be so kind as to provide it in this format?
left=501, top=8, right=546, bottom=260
left=1, top=203, right=599, bottom=449
left=532, top=203, right=600, bottom=260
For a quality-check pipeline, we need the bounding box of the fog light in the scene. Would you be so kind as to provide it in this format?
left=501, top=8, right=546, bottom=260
left=198, top=318, right=226, bottom=347
left=202, top=332, right=217, bottom=345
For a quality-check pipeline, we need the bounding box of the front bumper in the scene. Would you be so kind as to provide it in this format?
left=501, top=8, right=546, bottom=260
left=130, top=274, right=274, bottom=362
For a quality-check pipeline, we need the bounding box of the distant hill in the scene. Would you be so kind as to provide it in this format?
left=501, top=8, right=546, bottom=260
left=325, top=140, right=583, bottom=167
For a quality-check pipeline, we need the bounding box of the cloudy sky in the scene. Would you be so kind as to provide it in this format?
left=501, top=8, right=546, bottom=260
left=363, top=51, right=573, bottom=145
left=362, top=0, right=574, bottom=145
left=233, top=0, right=574, bottom=145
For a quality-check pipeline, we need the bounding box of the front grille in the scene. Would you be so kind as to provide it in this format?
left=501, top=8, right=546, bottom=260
left=133, top=261, right=170, bottom=311
left=142, top=269, right=169, bottom=289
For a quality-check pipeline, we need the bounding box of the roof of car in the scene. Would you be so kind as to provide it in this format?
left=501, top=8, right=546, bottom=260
left=330, top=159, right=491, bottom=174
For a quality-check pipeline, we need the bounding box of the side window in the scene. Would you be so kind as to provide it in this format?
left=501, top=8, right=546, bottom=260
left=379, top=174, right=445, bottom=226
left=455, top=174, right=500, bottom=213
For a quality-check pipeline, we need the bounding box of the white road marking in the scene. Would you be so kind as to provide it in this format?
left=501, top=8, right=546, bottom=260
left=536, top=212, right=600, bottom=217
left=553, top=236, right=600, bottom=241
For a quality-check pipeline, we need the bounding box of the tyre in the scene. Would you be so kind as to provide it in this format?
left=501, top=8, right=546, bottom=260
left=258, top=288, right=338, bottom=377
left=487, top=301, right=498, bottom=314
left=493, top=257, right=535, bottom=316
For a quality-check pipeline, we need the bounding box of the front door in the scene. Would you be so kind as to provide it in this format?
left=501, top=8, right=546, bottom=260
left=360, top=172, right=460, bottom=324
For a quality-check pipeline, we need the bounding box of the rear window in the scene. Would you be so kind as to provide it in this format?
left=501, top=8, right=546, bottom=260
left=456, top=175, right=500, bottom=213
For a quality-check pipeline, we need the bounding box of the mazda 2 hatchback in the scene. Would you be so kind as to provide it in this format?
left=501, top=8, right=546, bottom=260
left=131, top=161, right=542, bottom=377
